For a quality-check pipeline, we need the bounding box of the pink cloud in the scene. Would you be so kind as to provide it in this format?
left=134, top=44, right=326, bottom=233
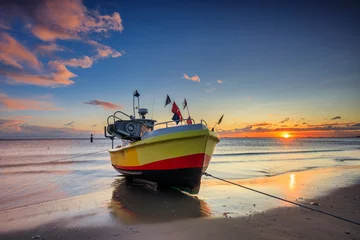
left=0, top=119, right=91, bottom=138
left=88, top=40, right=123, bottom=59
left=217, top=79, right=223, bottom=84
left=84, top=100, right=122, bottom=110
left=0, top=33, right=42, bottom=70
left=0, top=1, right=123, bottom=88
left=0, top=93, right=62, bottom=111
left=0, top=118, right=26, bottom=133
left=30, top=25, right=78, bottom=41
left=36, top=43, right=67, bottom=55
left=183, top=74, right=200, bottom=82
left=1, top=0, right=123, bottom=41
left=248, top=96, right=252, bottom=100
left=0, top=61, right=76, bottom=87
left=59, top=56, right=93, bottom=68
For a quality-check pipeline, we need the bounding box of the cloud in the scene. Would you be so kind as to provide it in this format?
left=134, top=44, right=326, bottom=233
left=84, top=100, right=122, bottom=110
left=87, top=40, right=123, bottom=59
left=220, top=125, right=273, bottom=134
left=0, top=18, right=9, bottom=29
left=204, top=82, right=216, bottom=92
left=1, top=56, right=93, bottom=87
left=59, top=56, right=93, bottom=68
left=205, top=87, right=216, bottom=93
left=279, top=118, right=290, bottom=124
left=36, top=43, right=67, bottom=55
left=0, top=120, right=91, bottom=138
left=92, top=124, right=97, bottom=127
left=217, top=80, right=223, bottom=84
left=0, top=118, right=26, bottom=133
left=275, top=123, right=360, bottom=132
left=0, top=93, right=62, bottom=111
left=0, top=33, right=78, bottom=87
left=64, top=121, right=75, bottom=127
left=0, top=33, right=42, bottom=70
left=248, top=96, right=252, bottom=100
left=183, top=74, right=200, bottom=82
left=303, top=122, right=307, bottom=125
left=251, top=122, right=272, bottom=127
left=1, top=0, right=123, bottom=41
left=331, top=116, right=341, bottom=120
left=219, top=122, right=360, bottom=135
left=0, top=61, right=76, bottom=87
left=0, top=1, right=124, bottom=88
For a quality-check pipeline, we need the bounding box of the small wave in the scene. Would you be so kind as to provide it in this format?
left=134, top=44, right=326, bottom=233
left=213, top=149, right=343, bottom=157
left=334, top=157, right=360, bottom=162
left=262, top=166, right=324, bottom=178
left=0, top=170, right=70, bottom=175
left=211, top=156, right=324, bottom=164
left=0, top=160, right=103, bottom=169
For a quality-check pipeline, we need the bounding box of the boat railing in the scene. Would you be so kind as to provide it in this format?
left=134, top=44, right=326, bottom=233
left=201, top=119, right=207, bottom=126
left=107, top=111, right=131, bottom=125
left=154, top=118, right=195, bottom=129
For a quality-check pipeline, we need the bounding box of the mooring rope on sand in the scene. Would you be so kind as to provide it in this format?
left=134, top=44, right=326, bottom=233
left=48, top=149, right=108, bottom=162
left=204, top=172, right=360, bottom=226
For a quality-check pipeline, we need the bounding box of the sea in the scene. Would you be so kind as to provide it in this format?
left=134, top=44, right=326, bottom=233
left=0, top=138, right=360, bottom=213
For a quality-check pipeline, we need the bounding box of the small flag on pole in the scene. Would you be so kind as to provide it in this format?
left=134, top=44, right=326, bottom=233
left=217, top=115, right=224, bottom=125
left=183, top=98, right=188, bottom=110
left=165, top=95, right=171, bottom=107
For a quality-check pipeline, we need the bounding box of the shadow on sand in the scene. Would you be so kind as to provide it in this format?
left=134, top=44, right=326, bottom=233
left=109, top=178, right=211, bottom=224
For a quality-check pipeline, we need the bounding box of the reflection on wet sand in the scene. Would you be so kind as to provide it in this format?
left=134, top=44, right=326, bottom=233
left=109, top=178, right=211, bottom=224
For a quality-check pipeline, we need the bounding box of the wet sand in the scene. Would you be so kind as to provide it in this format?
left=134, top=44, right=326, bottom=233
left=1, top=166, right=359, bottom=240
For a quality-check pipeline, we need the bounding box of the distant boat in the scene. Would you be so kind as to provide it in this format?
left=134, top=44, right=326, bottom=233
left=105, top=90, right=220, bottom=194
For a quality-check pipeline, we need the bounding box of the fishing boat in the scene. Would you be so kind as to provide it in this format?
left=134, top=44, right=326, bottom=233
left=104, top=90, right=221, bottom=194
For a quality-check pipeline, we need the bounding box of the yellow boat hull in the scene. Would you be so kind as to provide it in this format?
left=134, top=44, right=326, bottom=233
left=109, top=126, right=219, bottom=193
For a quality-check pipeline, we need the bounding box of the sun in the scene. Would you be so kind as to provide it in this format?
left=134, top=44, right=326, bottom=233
left=282, top=133, right=291, bottom=138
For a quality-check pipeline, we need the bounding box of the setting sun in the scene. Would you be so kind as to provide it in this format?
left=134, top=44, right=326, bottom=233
left=282, top=133, right=291, bottom=138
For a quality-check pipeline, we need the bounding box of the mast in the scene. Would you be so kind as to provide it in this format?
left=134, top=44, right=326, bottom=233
left=133, top=90, right=140, bottom=118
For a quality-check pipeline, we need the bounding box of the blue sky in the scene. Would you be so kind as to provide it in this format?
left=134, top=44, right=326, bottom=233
left=0, top=0, right=359, bottom=138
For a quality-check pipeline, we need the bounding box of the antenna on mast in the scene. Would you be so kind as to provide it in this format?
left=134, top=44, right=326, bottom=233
left=133, top=90, right=140, bottom=118
left=151, top=98, right=155, bottom=119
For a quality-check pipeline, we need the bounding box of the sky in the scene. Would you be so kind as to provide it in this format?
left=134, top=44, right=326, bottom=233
left=0, top=0, right=359, bottom=138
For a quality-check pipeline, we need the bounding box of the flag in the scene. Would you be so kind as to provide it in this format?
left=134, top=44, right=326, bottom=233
left=171, top=102, right=183, bottom=124
left=164, top=95, right=171, bottom=107
left=172, top=113, right=180, bottom=124
left=186, top=116, right=193, bottom=125
left=183, top=98, right=187, bottom=110
left=217, top=115, right=224, bottom=124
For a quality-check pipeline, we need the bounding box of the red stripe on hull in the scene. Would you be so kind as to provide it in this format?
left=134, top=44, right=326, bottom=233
left=114, top=153, right=208, bottom=171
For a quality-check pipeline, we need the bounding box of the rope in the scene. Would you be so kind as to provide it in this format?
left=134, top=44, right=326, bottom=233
left=49, top=149, right=108, bottom=162
left=204, top=172, right=360, bottom=226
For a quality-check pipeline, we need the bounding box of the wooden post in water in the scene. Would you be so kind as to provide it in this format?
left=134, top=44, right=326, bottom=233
left=90, top=133, right=93, bottom=143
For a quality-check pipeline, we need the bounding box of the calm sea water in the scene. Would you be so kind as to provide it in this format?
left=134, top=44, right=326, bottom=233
left=0, top=138, right=359, bottom=211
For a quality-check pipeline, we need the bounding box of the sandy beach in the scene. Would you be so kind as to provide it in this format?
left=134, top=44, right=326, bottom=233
left=1, top=138, right=359, bottom=239
left=0, top=165, right=359, bottom=240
